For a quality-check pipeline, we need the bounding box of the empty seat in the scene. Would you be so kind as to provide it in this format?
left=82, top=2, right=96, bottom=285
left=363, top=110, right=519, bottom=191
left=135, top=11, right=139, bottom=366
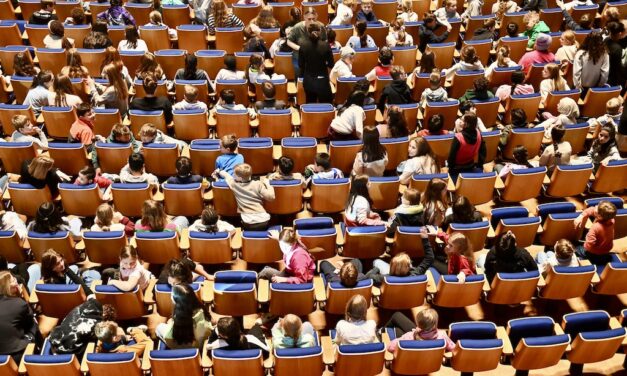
left=211, top=349, right=263, bottom=376
left=342, top=225, right=387, bottom=259
left=211, top=271, right=258, bottom=317
left=241, top=227, right=282, bottom=264
left=454, top=172, right=496, bottom=205
left=189, top=139, right=221, bottom=177
left=545, top=163, right=593, bottom=198
left=500, top=166, right=547, bottom=202
left=299, top=104, right=335, bottom=139
left=238, top=137, right=273, bottom=175
left=448, top=321, right=504, bottom=373
left=507, top=317, right=569, bottom=373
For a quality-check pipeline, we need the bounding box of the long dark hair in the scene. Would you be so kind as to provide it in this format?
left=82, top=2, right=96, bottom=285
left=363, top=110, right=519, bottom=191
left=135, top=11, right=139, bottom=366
left=307, top=22, right=322, bottom=43
left=361, top=126, right=387, bottom=163
left=33, top=202, right=67, bottom=233
left=200, top=207, right=220, bottom=233
left=386, top=106, right=409, bottom=138
left=550, top=124, right=565, bottom=163
left=171, top=284, right=204, bottom=345
left=355, top=20, right=368, bottom=48
left=339, top=90, right=366, bottom=115
left=346, top=174, right=372, bottom=212
left=217, top=317, right=247, bottom=348
left=124, top=25, right=139, bottom=50
left=580, top=30, right=607, bottom=64
left=591, top=124, right=617, bottom=160
left=31, top=70, right=53, bottom=88
left=450, top=196, right=476, bottom=223
left=183, top=53, right=198, bottom=80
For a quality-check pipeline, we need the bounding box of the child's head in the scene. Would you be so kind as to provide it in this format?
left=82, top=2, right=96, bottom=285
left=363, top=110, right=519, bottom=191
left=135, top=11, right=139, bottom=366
left=314, top=152, right=332, bottom=171
left=360, top=0, right=373, bottom=13
left=77, top=165, right=96, bottom=185
left=348, top=174, right=371, bottom=206
left=278, top=228, right=298, bottom=245
left=95, top=203, right=114, bottom=229
left=596, top=201, right=617, bottom=222
left=510, top=108, right=527, bottom=127
left=119, top=245, right=139, bottom=270
left=423, top=178, right=447, bottom=205
left=506, top=22, right=518, bottom=37
left=220, top=88, right=236, bottom=104
left=523, top=11, right=539, bottom=30
left=183, top=84, right=199, bottom=103
left=419, top=51, right=436, bottom=73
left=444, top=0, right=456, bottom=11
left=262, top=81, right=276, bottom=100
left=247, top=52, right=263, bottom=69
left=149, top=10, right=162, bottom=24
left=141, top=200, right=167, bottom=231
left=554, top=239, right=575, bottom=261
left=339, top=261, right=358, bottom=287
left=175, top=156, right=193, bottom=178
left=277, top=156, right=295, bottom=176
left=427, top=114, right=444, bottom=133
left=390, top=65, right=406, bottom=81
left=428, top=71, right=441, bottom=89
left=401, top=0, right=412, bottom=12
left=76, top=102, right=94, bottom=120
left=451, top=195, right=475, bottom=222
left=217, top=317, right=242, bottom=344
left=444, top=232, right=474, bottom=264
left=138, top=123, right=158, bottom=143
left=408, top=137, right=433, bottom=159
left=415, top=308, right=439, bottom=333
left=224, top=54, right=237, bottom=71
left=200, top=206, right=219, bottom=228
left=495, top=46, right=510, bottom=67
left=550, top=124, right=566, bottom=143
left=472, top=77, right=489, bottom=94
left=282, top=314, right=303, bottom=344
left=606, top=96, right=623, bottom=116
left=220, top=134, right=238, bottom=153
left=12, top=114, right=35, bottom=135
left=243, top=25, right=261, bottom=40
left=543, top=63, right=561, bottom=80
left=111, top=123, right=132, bottom=143
left=390, top=252, right=411, bottom=276
left=165, top=258, right=193, bottom=285
left=423, top=12, right=436, bottom=28
left=596, top=124, right=616, bottom=146
left=128, top=153, right=145, bottom=173
left=460, top=45, right=478, bottom=64
left=378, top=47, right=394, bottom=66
left=345, top=294, right=368, bottom=321
left=233, top=163, right=253, bottom=182
left=511, top=70, right=525, bottom=86
left=95, top=321, right=120, bottom=344
left=560, top=30, right=576, bottom=46
left=142, top=74, right=158, bottom=96
left=402, top=187, right=421, bottom=206
left=512, top=145, right=529, bottom=165
left=462, top=113, right=478, bottom=131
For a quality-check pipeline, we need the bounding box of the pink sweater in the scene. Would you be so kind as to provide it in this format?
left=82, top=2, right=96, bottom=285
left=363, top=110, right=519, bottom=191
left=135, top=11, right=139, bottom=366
left=387, top=328, right=456, bottom=353
left=283, top=244, right=316, bottom=284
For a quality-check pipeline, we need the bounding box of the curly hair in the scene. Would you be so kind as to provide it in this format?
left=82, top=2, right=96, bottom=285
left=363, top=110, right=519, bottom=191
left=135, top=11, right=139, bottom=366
left=580, top=30, right=607, bottom=64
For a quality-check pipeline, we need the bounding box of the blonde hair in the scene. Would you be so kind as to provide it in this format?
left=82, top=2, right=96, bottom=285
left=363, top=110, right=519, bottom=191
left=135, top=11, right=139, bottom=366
left=345, top=294, right=368, bottom=322
left=554, top=239, right=575, bottom=260
left=401, top=0, right=412, bottom=12
left=390, top=252, right=411, bottom=276
left=149, top=10, right=163, bottom=24
left=361, top=0, right=372, bottom=5
left=95, top=321, right=118, bottom=344
left=141, top=199, right=167, bottom=231
left=0, top=271, right=17, bottom=297
left=184, top=84, right=199, bottom=102
left=138, top=123, right=158, bottom=138
left=448, top=232, right=474, bottom=268
left=416, top=308, right=438, bottom=332
left=234, top=163, right=252, bottom=182
left=545, top=63, right=567, bottom=92
left=28, top=155, right=55, bottom=180
left=102, top=63, right=129, bottom=102
left=220, top=134, right=238, bottom=151
left=495, top=46, right=510, bottom=67
left=96, top=203, right=114, bottom=231
left=523, top=11, right=539, bottom=25
left=561, top=30, right=576, bottom=46
left=12, top=114, right=29, bottom=131
left=597, top=201, right=617, bottom=221
left=282, top=314, right=303, bottom=346
left=606, top=96, right=623, bottom=115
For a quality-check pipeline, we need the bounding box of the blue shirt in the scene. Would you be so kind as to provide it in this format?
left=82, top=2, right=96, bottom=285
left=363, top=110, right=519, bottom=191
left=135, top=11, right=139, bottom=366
left=356, top=10, right=378, bottom=23
left=215, top=153, right=244, bottom=176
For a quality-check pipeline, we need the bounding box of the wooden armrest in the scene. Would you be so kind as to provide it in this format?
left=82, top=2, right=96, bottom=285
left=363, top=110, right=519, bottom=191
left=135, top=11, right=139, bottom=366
left=80, top=342, right=96, bottom=373
left=313, top=276, right=326, bottom=303
left=609, top=317, right=622, bottom=329
left=542, top=174, right=551, bottom=185
left=263, top=338, right=274, bottom=369
left=426, top=269, right=437, bottom=294
left=381, top=331, right=393, bottom=361
left=536, top=273, right=546, bottom=288
left=28, top=281, right=42, bottom=305
left=141, top=339, right=154, bottom=372
left=230, top=228, right=242, bottom=250
left=202, top=280, right=214, bottom=304
left=201, top=340, right=212, bottom=369
left=179, top=228, right=190, bottom=250
left=335, top=224, right=345, bottom=246
left=553, top=323, right=565, bottom=335
left=496, top=326, right=513, bottom=356
left=143, top=279, right=157, bottom=305
left=494, top=176, right=505, bottom=189
left=320, top=336, right=335, bottom=365
left=257, top=278, right=269, bottom=304
left=18, top=343, right=36, bottom=374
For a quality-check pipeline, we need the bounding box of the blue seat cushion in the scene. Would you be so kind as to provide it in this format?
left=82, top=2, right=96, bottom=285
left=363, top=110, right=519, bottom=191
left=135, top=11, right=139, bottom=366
left=24, top=355, right=74, bottom=364
left=188, top=231, right=229, bottom=240
left=35, top=284, right=81, bottom=292
left=579, top=327, right=626, bottom=340
left=458, top=339, right=503, bottom=349
left=523, top=334, right=570, bottom=347
left=563, top=311, right=610, bottom=337
left=282, top=137, right=317, bottom=147
left=214, top=271, right=257, bottom=283
left=508, top=317, right=555, bottom=348
left=275, top=346, right=322, bottom=357
left=497, top=270, right=540, bottom=280
left=86, top=352, right=135, bottom=362
left=384, top=275, right=427, bottom=284
left=212, top=349, right=260, bottom=358
left=150, top=349, right=198, bottom=359
left=338, top=342, right=384, bottom=354
left=136, top=231, right=176, bottom=240
left=271, top=282, right=314, bottom=290
left=450, top=322, right=496, bottom=341
left=294, top=217, right=334, bottom=230
left=398, top=339, right=446, bottom=350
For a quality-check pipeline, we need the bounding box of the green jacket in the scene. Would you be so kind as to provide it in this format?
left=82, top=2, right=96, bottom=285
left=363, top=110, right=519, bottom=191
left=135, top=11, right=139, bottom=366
left=522, top=21, right=551, bottom=49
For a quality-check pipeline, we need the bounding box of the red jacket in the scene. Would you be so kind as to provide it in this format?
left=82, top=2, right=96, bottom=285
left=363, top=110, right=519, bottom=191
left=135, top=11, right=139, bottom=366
left=284, top=244, right=316, bottom=284
left=582, top=207, right=615, bottom=255
left=448, top=253, right=475, bottom=276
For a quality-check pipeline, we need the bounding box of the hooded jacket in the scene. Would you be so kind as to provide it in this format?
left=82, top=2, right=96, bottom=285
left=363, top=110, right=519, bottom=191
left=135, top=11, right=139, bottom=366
left=447, top=127, right=486, bottom=171
left=388, top=203, right=425, bottom=235
left=483, top=245, right=538, bottom=283
left=377, top=79, right=413, bottom=112
left=49, top=298, right=103, bottom=356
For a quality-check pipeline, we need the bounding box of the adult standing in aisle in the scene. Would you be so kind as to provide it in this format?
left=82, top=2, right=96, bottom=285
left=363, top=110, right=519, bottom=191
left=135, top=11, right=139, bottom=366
left=298, top=23, right=334, bottom=103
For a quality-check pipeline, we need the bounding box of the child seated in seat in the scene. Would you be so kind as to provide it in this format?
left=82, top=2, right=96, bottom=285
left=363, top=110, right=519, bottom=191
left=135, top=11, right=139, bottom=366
left=420, top=71, right=448, bottom=106
left=95, top=322, right=152, bottom=355
left=365, top=47, right=395, bottom=81
left=587, top=96, right=622, bottom=134
left=138, top=123, right=187, bottom=150
left=304, top=152, right=344, bottom=185
left=173, top=85, right=209, bottom=112
left=75, top=165, right=112, bottom=190
left=10, top=114, right=48, bottom=150
left=385, top=308, right=455, bottom=353
left=214, top=88, right=257, bottom=119
left=536, top=238, right=579, bottom=276
left=387, top=188, right=424, bottom=234
left=119, top=153, right=159, bottom=187
left=215, top=163, right=275, bottom=231
left=574, top=200, right=617, bottom=265
left=267, top=156, right=306, bottom=187
left=214, top=134, right=245, bottom=178
left=166, top=156, right=206, bottom=186
left=271, top=314, right=316, bottom=348
left=91, top=123, right=141, bottom=175
left=102, top=245, right=154, bottom=291
left=91, top=203, right=135, bottom=237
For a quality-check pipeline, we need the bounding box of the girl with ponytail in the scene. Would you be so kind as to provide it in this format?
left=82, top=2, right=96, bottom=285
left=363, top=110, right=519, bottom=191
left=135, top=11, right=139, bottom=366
left=258, top=228, right=316, bottom=284
left=347, top=20, right=376, bottom=49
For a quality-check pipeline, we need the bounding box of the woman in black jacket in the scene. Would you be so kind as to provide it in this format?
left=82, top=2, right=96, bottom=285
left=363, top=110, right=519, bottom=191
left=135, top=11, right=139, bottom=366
left=19, top=156, right=70, bottom=196
left=441, top=195, right=483, bottom=232
left=298, top=22, right=334, bottom=103
left=418, top=13, right=450, bottom=52
left=207, top=317, right=269, bottom=357
left=480, top=231, right=538, bottom=284
left=0, top=271, right=40, bottom=363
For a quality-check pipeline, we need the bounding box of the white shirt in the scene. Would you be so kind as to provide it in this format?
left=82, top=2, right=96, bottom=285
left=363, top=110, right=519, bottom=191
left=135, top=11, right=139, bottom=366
left=117, top=39, right=148, bottom=52
left=331, top=3, right=353, bottom=25
left=330, top=105, right=365, bottom=138
left=215, top=69, right=246, bottom=81
left=335, top=320, right=378, bottom=345
left=330, top=59, right=354, bottom=84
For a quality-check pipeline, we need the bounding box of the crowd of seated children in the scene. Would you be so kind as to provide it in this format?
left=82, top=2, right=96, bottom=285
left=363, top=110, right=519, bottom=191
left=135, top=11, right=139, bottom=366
left=373, top=227, right=435, bottom=279
left=385, top=308, right=456, bottom=353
